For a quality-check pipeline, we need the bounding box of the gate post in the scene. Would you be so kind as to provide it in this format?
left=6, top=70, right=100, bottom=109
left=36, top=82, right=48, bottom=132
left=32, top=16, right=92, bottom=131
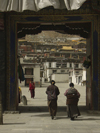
left=0, top=92, right=3, bottom=124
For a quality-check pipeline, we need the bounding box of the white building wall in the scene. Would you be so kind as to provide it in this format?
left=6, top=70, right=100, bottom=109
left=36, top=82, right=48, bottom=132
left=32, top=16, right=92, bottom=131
left=57, top=69, right=61, bottom=73
left=34, top=65, right=40, bottom=82
left=46, top=62, right=49, bottom=68
left=44, top=62, right=46, bottom=69
left=43, top=62, right=48, bottom=78
left=51, top=62, right=56, bottom=68
left=52, top=74, right=69, bottom=82
left=20, top=57, right=24, bottom=63
left=47, top=69, right=53, bottom=82
left=47, top=69, right=52, bottom=78
left=44, top=62, right=49, bottom=69
left=67, top=62, right=70, bottom=68
left=79, top=63, right=82, bottom=68
left=71, top=70, right=77, bottom=84
left=18, top=79, right=25, bottom=87
left=70, top=68, right=86, bottom=85
left=19, top=65, right=34, bottom=87
left=72, top=63, right=74, bottom=68
left=82, top=69, right=86, bottom=81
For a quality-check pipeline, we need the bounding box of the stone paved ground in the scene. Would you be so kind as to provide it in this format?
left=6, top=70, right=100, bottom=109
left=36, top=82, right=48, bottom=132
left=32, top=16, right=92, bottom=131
left=1, top=83, right=100, bottom=133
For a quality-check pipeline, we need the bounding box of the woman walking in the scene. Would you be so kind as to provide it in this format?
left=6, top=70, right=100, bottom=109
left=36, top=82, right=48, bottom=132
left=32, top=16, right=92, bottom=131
left=64, top=83, right=80, bottom=120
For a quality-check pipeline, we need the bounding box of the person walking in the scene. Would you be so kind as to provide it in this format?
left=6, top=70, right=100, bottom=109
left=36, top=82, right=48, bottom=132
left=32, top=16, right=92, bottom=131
left=64, top=83, right=80, bottom=120
left=29, top=81, right=35, bottom=98
left=46, top=80, right=60, bottom=120
left=18, top=86, right=22, bottom=103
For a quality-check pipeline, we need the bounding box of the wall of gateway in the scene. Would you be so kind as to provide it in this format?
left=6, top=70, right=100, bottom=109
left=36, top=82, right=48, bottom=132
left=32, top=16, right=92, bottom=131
left=0, top=13, right=6, bottom=111
left=0, top=0, right=99, bottom=111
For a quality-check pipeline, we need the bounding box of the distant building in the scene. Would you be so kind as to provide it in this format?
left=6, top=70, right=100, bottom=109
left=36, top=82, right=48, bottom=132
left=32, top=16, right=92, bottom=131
left=18, top=37, right=86, bottom=85
left=19, top=57, right=41, bottom=87
left=69, top=63, right=86, bottom=85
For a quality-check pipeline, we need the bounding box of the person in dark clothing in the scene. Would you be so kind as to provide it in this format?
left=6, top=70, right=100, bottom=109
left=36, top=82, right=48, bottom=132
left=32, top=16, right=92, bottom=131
left=64, top=83, right=80, bottom=120
left=46, top=80, right=60, bottom=120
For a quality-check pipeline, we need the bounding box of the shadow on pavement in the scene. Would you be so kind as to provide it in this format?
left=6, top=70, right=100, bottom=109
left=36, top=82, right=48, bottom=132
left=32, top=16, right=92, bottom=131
left=74, top=118, right=100, bottom=121
left=18, top=105, right=87, bottom=113
left=3, top=123, right=26, bottom=125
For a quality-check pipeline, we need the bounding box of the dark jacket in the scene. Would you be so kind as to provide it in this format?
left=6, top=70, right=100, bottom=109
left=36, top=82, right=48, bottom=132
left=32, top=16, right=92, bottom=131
left=64, top=88, right=80, bottom=105
left=66, top=94, right=79, bottom=105
left=46, top=84, right=60, bottom=101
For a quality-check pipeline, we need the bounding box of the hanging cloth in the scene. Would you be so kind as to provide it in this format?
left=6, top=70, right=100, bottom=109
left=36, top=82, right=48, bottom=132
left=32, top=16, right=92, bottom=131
left=18, top=60, right=25, bottom=83
left=0, top=0, right=86, bottom=12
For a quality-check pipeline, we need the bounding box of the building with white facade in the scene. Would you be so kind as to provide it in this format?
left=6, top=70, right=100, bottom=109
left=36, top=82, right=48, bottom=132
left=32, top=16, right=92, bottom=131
left=43, top=61, right=86, bottom=84
left=43, top=62, right=69, bottom=83
left=69, top=63, right=86, bottom=85
left=19, top=57, right=41, bottom=87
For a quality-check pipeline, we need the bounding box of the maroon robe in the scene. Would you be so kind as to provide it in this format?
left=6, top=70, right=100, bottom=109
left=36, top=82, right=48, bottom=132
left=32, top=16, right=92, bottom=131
left=29, top=82, right=35, bottom=98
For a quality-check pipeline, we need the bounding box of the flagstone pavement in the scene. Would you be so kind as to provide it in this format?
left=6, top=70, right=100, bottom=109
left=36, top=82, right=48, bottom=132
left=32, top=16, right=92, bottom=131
left=1, top=83, right=100, bottom=133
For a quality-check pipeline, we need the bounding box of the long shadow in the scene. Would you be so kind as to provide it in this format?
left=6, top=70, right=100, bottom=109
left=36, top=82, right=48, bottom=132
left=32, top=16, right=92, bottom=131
left=30, top=114, right=100, bottom=121
left=18, top=105, right=87, bottom=113
left=18, top=106, right=100, bottom=120
left=74, top=118, right=100, bottom=121
left=4, top=123, right=26, bottom=125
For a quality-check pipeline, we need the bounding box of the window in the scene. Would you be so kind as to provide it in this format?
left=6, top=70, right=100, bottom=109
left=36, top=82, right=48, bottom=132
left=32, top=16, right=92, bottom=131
left=75, top=71, right=79, bottom=74
left=62, top=64, right=67, bottom=67
left=70, top=63, right=72, bottom=68
left=49, top=63, right=51, bottom=68
left=53, top=70, right=57, bottom=73
left=75, top=71, right=79, bottom=75
left=61, top=70, right=65, bottom=73
left=74, top=64, right=78, bottom=68
left=69, top=72, right=71, bottom=76
left=25, top=68, right=33, bottom=75
left=56, top=63, right=61, bottom=68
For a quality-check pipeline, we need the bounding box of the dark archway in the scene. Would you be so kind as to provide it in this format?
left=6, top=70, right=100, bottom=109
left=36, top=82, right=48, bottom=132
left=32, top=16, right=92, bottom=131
left=4, top=11, right=99, bottom=112
left=17, top=22, right=91, bottom=39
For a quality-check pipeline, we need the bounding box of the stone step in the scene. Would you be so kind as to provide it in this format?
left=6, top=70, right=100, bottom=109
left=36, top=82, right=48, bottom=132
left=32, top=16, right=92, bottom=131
left=18, top=105, right=87, bottom=113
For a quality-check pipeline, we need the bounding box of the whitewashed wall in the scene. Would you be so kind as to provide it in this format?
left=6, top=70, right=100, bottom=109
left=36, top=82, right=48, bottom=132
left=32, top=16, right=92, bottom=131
left=79, top=63, right=82, bottom=68
left=72, top=63, right=74, bottom=68
left=18, top=79, right=25, bottom=87
left=46, top=62, right=49, bottom=68
left=34, top=65, right=40, bottom=82
left=67, top=62, right=70, bottom=68
left=71, top=70, right=77, bottom=84
left=51, top=62, right=56, bottom=68
left=47, top=69, right=52, bottom=78
left=82, top=69, right=86, bottom=81
left=52, top=74, right=69, bottom=82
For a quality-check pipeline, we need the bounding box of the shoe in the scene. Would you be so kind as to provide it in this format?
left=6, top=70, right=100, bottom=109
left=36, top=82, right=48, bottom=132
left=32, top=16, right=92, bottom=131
left=51, top=116, right=54, bottom=120
left=71, top=117, right=74, bottom=120
left=54, top=116, right=56, bottom=120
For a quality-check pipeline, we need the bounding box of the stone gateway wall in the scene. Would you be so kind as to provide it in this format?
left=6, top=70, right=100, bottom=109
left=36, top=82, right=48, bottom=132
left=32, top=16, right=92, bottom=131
left=0, top=13, right=6, bottom=111
left=0, top=92, right=3, bottom=125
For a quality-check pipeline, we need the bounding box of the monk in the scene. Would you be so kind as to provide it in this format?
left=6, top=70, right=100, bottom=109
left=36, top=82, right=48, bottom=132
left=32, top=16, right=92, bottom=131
left=64, top=83, right=80, bottom=120
left=29, top=81, right=35, bottom=98
left=46, top=80, right=60, bottom=120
